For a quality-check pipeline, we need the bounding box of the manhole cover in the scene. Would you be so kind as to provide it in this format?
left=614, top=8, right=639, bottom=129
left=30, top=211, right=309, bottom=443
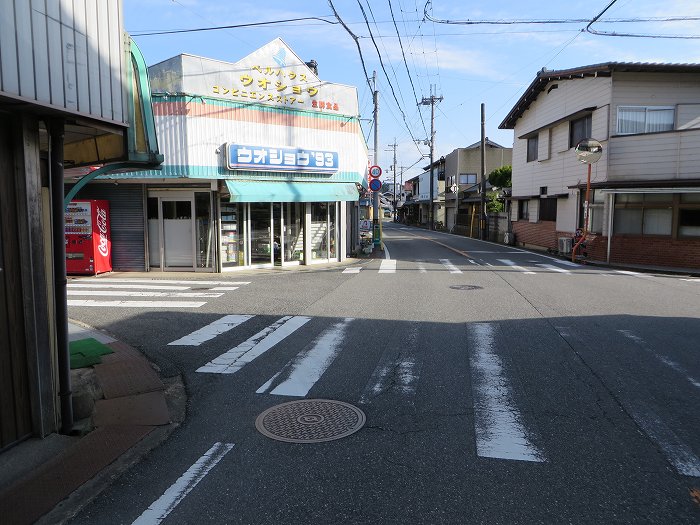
left=255, top=399, right=366, bottom=443
left=449, top=284, right=483, bottom=290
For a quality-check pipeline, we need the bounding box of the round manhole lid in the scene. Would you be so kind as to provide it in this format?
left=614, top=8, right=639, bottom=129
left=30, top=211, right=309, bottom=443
left=255, top=399, right=366, bottom=443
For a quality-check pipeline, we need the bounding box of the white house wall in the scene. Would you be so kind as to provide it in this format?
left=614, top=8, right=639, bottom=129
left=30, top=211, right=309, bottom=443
left=0, top=0, right=127, bottom=124
left=512, top=76, right=611, bottom=199
left=608, top=72, right=700, bottom=181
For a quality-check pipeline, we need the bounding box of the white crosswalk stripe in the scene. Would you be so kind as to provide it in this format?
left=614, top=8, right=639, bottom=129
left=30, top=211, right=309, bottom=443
left=342, top=267, right=362, bottom=274
left=168, top=315, right=253, bottom=346
left=497, top=259, right=536, bottom=275
left=536, top=264, right=571, bottom=274
left=196, top=316, right=311, bottom=374
left=378, top=259, right=397, bottom=273
left=67, top=278, right=250, bottom=308
left=440, top=259, right=462, bottom=274
left=256, top=318, right=353, bottom=397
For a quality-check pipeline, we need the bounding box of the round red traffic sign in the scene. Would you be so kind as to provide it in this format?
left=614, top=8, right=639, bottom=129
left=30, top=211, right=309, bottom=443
left=369, top=178, right=382, bottom=191
left=369, top=165, right=382, bottom=178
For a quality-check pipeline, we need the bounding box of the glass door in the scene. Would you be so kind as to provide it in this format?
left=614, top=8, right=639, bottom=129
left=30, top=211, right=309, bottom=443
left=283, top=202, right=304, bottom=265
left=249, top=203, right=273, bottom=266
left=162, top=198, right=195, bottom=270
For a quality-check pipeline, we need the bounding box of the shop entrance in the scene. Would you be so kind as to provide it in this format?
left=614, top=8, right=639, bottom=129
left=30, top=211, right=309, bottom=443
left=148, top=190, right=214, bottom=272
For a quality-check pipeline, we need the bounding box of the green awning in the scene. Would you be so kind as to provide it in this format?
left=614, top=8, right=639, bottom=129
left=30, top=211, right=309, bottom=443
left=225, top=180, right=359, bottom=203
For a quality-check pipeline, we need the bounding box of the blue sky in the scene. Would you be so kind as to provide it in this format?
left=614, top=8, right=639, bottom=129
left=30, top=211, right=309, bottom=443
left=125, top=0, right=700, bottom=182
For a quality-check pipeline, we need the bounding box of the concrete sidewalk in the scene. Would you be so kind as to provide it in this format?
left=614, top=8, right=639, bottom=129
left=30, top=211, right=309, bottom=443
left=0, top=322, right=186, bottom=525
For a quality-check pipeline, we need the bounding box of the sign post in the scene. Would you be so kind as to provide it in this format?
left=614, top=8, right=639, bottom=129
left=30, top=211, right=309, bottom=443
left=369, top=165, right=382, bottom=247
left=572, top=139, right=603, bottom=262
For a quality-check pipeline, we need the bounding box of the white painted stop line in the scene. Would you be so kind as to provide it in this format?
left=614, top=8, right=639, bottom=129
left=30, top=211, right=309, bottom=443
left=131, top=442, right=234, bottom=525
left=67, top=300, right=206, bottom=308
left=379, top=259, right=397, bottom=273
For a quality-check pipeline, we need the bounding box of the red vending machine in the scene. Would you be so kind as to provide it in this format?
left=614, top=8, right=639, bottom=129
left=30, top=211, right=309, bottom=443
left=65, top=200, right=112, bottom=275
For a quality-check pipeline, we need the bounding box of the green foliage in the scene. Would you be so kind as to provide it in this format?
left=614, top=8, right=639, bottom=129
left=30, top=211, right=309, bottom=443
left=488, top=165, right=512, bottom=188
left=487, top=191, right=504, bottom=213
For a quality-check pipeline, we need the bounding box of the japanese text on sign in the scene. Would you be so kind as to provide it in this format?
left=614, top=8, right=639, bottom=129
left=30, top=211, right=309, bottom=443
left=226, top=144, right=339, bottom=173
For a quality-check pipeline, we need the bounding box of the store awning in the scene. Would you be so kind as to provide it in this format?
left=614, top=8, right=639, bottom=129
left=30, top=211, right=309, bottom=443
left=225, top=180, right=359, bottom=203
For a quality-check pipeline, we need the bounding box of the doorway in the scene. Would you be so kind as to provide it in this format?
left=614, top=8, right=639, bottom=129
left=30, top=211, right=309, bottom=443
left=148, top=190, right=214, bottom=272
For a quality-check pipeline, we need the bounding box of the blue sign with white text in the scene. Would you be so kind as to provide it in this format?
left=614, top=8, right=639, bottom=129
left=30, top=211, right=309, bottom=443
left=226, top=144, right=339, bottom=173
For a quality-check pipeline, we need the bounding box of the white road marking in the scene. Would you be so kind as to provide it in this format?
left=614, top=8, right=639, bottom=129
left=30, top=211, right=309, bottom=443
left=379, top=259, right=397, bottom=273
left=78, top=278, right=250, bottom=285
left=131, top=442, right=234, bottom=525
left=628, top=406, right=700, bottom=477
left=470, top=323, right=544, bottom=462
left=468, top=259, right=478, bottom=265
left=360, top=325, right=420, bottom=404
left=618, top=330, right=700, bottom=390
left=497, top=259, right=536, bottom=275
left=168, top=314, right=253, bottom=346
left=536, top=264, right=571, bottom=274
left=196, top=316, right=311, bottom=374
left=210, top=287, right=240, bottom=291
left=68, top=283, right=191, bottom=290
left=67, top=290, right=224, bottom=298
left=615, top=270, right=640, bottom=276
left=342, top=267, right=362, bottom=274
left=383, top=243, right=391, bottom=259
left=681, top=278, right=700, bottom=282
left=440, top=259, right=462, bottom=274
left=415, top=260, right=427, bottom=273
left=257, top=318, right=353, bottom=397
left=67, top=300, right=206, bottom=308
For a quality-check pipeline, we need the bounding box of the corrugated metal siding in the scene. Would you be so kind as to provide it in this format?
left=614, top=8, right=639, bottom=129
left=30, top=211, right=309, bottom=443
left=69, top=184, right=146, bottom=270
left=0, top=0, right=127, bottom=123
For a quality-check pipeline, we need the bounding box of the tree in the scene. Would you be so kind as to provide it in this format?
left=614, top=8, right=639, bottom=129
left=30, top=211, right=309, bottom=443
left=488, top=165, right=512, bottom=188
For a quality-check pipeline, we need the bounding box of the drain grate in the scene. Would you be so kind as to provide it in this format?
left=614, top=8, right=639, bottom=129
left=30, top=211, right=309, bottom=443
left=449, top=284, right=483, bottom=290
left=255, top=399, right=366, bottom=443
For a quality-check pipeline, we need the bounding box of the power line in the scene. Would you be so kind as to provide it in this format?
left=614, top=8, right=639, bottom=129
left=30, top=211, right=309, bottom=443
left=130, top=16, right=337, bottom=36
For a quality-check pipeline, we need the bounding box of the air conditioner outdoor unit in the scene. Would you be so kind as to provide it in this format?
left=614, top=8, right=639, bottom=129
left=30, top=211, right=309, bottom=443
left=558, top=236, right=572, bottom=254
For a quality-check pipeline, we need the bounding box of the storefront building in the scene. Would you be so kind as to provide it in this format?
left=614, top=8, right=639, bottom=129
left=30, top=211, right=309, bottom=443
left=84, top=38, right=369, bottom=272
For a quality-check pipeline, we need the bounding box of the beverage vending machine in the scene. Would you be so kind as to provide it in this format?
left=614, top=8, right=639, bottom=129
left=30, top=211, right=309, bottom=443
left=65, top=200, right=112, bottom=275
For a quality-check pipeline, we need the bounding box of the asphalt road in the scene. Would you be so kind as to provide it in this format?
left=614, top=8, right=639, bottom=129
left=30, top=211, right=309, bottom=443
left=67, top=222, right=700, bottom=524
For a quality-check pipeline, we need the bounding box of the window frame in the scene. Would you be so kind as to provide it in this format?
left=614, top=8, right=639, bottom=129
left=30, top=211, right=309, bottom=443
left=526, top=135, right=538, bottom=162
left=538, top=197, right=557, bottom=222
left=518, top=199, right=530, bottom=220
left=616, top=106, right=675, bottom=135
left=612, top=193, right=695, bottom=238
left=569, top=114, right=592, bottom=149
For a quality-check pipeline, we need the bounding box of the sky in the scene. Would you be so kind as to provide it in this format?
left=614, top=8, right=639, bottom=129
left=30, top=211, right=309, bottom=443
left=124, top=0, right=700, bottom=183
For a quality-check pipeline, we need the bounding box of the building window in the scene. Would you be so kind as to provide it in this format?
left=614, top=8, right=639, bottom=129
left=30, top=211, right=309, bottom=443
left=526, top=136, right=538, bottom=162
left=679, top=194, right=700, bottom=237
left=459, top=173, right=477, bottom=184
left=569, top=114, right=592, bottom=148
left=539, top=198, right=557, bottom=221
left=614, top=193, right=673, bottom=236
left=518, top=200, right=529, bottom=220
left=617, top=106, right=674, bottom=135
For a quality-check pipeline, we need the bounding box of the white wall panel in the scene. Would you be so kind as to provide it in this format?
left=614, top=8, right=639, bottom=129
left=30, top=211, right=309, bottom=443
left=1, top=1, right=19, bottom=94
left=31, top=0, right=51, bottom=102
left=15, top=0, right=35, bottom=99
left=85, top=0, right=101, bottom=115
left=73, top=0, right=90, bottom=113
left=61, top=0, right=78, bottom=110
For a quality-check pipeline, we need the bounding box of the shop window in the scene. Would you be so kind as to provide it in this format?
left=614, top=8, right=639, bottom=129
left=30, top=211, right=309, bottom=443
left=679, top=209, right=700, bottom=237
left=311, top=202, right=329, bottom=260
left=518, top=200, right=529, bottom=220
left=569, top=114, right=592, bottom=148
left=526, top=136, right=538, bottom=162
left=539, top=198, right=557, bottom=221
left=617, top=106, right=674, bottom=135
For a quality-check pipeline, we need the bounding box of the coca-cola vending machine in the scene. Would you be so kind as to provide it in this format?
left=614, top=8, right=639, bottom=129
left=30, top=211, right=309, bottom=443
left=65, top=200, right=112, bottom=275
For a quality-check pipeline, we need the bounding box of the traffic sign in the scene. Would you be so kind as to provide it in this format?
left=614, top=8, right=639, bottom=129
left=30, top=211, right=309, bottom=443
left=369, top=178, right=382, bottom=191
left=369, top=165, right=382, bottom=179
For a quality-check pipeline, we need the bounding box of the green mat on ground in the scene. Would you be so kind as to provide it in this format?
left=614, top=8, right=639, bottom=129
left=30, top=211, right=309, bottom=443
left=69, top=337, right=114, bottom=369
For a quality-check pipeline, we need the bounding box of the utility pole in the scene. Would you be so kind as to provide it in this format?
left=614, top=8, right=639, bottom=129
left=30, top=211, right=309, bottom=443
left=372, top=71, right=380, bottom=246
left=388, top=139, right=397, bottom=219
left=480, top=102, right=487, bottom=240
left=419, top=90, right=443, bottom=230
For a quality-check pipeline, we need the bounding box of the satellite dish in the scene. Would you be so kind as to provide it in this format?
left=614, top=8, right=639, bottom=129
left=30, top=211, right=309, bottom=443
left=575, top=139, right=603, bottom=164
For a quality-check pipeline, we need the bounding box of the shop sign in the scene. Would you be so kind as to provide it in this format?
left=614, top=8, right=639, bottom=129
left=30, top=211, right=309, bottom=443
left=226, top=143, right=338, bottom=173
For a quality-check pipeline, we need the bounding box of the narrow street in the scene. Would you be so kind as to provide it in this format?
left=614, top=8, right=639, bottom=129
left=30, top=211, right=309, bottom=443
left=66, top=223, right=700, bottom=524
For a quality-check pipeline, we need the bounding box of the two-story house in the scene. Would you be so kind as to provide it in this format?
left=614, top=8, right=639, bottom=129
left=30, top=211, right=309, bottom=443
left=500, top=63, right=700, bottom=270
left=443, top=139, right=512, bottom=234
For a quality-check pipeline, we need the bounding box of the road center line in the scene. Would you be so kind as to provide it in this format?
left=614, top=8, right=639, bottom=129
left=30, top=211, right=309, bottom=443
left=470, top=323, right=544, bottom=462
left=131, top=442, right=234, bottom=525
